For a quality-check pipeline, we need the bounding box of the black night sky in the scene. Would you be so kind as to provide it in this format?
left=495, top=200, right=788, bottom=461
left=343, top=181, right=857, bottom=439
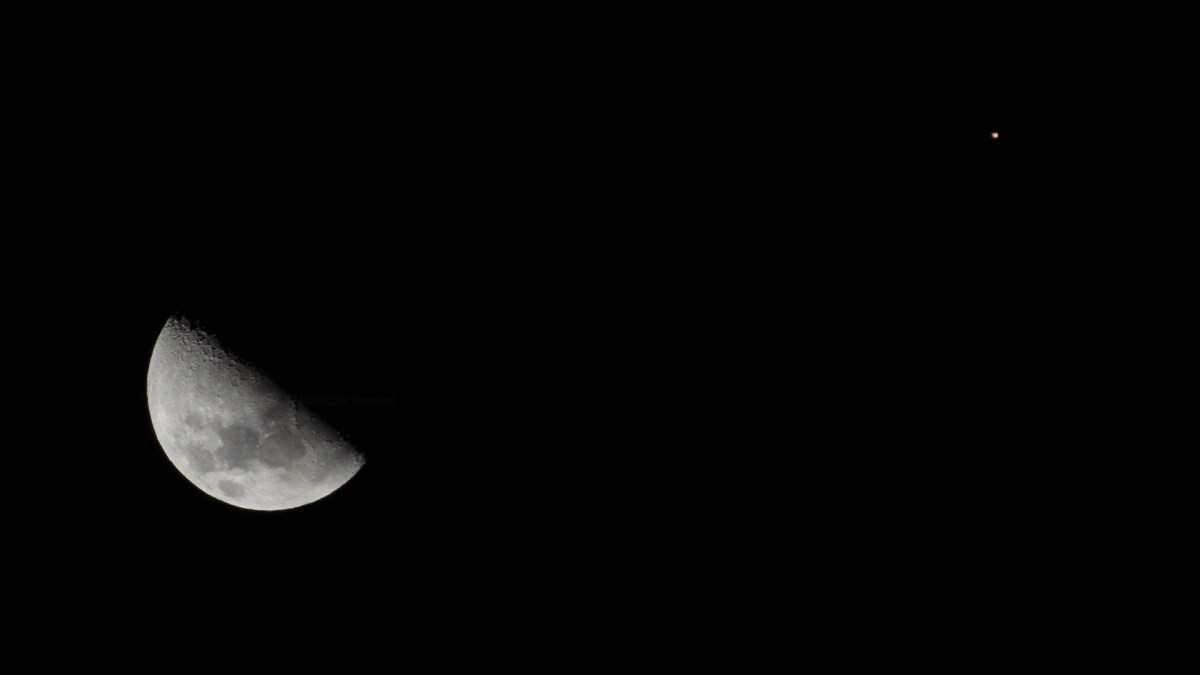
left=10, top=11, right=1185, bottom=669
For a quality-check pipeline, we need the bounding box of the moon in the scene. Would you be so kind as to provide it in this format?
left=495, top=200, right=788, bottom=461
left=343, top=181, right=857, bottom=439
left=147, top=315, right=364, bottom=510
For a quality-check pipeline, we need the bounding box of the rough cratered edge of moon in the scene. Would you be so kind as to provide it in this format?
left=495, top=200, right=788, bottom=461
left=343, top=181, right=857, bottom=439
left=147, top=315, right=365, bottom=511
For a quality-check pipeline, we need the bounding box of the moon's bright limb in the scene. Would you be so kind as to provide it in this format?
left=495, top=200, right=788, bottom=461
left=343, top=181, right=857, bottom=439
left=147, top=316, right=364, bottom=510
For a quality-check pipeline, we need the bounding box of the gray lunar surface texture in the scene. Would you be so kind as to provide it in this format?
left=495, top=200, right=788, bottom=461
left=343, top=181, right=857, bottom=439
left=147, top=316, right=364, bottom=510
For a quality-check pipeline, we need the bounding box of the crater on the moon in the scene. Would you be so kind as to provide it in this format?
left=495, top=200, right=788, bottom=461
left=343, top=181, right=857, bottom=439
left=218, top=480, right=245, bottom=498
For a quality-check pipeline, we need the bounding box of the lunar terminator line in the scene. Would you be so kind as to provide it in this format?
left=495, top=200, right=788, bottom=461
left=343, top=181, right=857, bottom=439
left=147, top=315, right=364, bottom=510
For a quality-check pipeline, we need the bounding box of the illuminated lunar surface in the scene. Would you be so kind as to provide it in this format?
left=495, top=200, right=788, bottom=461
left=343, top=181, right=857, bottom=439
left=147, top=316, right=364, bottom=510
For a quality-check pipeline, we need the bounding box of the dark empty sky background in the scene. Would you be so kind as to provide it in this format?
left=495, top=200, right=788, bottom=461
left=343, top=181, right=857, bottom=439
left=8, top=10, right=1186, bottom=669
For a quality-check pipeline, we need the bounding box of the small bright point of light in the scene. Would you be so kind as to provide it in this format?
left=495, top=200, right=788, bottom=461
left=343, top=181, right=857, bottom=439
left=990, top=132, right=1000, bottom=140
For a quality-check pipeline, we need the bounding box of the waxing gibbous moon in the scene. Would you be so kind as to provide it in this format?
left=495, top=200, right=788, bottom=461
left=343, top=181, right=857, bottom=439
left=147, top=316, right=364, bottom=510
